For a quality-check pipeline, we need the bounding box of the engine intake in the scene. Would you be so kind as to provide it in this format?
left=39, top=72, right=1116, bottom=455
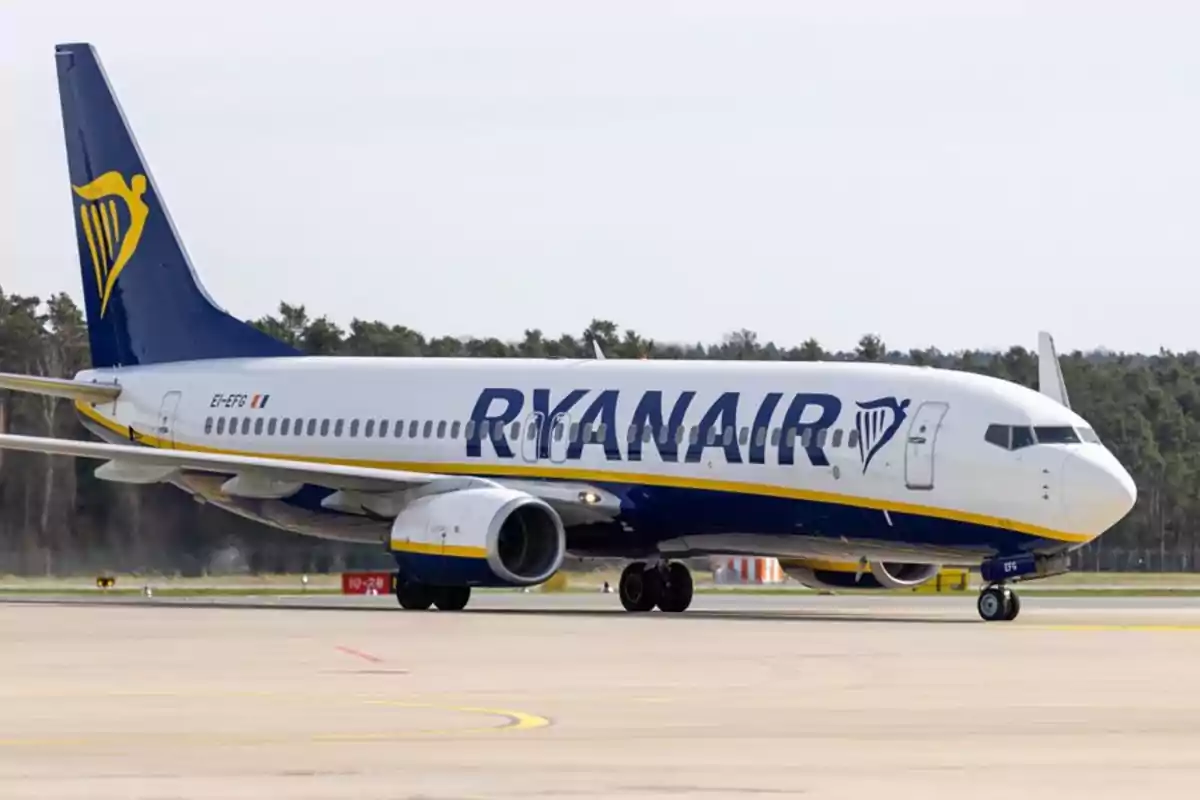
left=390, top=487, right=566, bottom=587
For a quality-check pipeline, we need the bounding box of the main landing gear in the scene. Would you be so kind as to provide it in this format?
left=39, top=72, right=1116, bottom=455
left=619, top=561, right=694, bottom=613
left=977, top=584, right=1021, bottom=622
left=394, top=576, right=471, bottom=611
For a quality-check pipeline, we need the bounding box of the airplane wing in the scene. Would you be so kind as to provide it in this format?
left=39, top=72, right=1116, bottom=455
left=0, top=433, right=621, bottom=524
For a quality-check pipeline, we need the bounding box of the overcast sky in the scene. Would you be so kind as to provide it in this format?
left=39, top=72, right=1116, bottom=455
left=5, top=1, right=1200, bottom=354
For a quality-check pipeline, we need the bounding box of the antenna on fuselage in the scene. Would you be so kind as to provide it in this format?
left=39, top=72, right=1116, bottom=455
left=1037, top=330, right=1071, bottom=409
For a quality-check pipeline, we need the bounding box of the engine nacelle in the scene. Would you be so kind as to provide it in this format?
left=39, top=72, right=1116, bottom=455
left=389, top=487, right=566, bottom=588
left=780, top=558, right=941, bottom=591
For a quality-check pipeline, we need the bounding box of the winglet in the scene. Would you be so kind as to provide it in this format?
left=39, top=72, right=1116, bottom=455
left=1037, top=331, right=1071, bottom=409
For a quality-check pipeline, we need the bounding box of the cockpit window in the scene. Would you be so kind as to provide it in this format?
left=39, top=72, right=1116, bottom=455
left=984, top=424, right=1010, bottom=449
left=982, top=424, right=1041, bottom=450
left=1077, top=426, right=1102, bottom=444
left=1033, top=426, right=1081, bottom=445
left=1011, top=426, right=1034, bottom=449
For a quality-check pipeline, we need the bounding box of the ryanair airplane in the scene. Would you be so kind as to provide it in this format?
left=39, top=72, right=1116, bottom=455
left=0, top=43, right=1137, bottom=622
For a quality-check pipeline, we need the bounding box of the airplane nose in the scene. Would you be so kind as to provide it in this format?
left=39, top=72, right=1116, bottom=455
left=1062, top=448, right=1138, bottom=537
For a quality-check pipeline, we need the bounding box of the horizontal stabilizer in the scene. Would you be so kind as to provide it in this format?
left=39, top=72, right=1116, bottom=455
left=1037, top=331, right=1071, bottom=409
left=0, top=372, right=121, bottom=403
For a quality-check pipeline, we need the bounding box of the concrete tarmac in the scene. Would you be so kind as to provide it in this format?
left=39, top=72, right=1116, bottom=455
left=2, top=592, right=1199, bottom=799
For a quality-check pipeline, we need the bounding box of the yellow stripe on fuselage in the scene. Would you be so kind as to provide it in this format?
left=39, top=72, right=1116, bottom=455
left=390, top=540, right=489, bottom=559
left=73, top=401, right=1092, bottom=545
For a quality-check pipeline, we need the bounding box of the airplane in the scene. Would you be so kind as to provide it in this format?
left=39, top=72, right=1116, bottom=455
left=0, top=42, right=1137, bottom=622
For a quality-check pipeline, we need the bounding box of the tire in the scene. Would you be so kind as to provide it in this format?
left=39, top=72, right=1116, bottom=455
left=619, top=563, right=661, bottom=612
left=434, top=585, right=471, bottom=611
left=657, top=562, right=694, bottom=613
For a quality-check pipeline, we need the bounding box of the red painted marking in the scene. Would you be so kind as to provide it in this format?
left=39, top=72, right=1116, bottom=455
left=335, top=645, right=384, bottom=664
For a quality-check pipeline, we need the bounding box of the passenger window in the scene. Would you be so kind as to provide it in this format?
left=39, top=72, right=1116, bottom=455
left=281, top=418, right=291, bottom=436
left=771, top=428, right=781, bottom=446
left=832, top=429, right=843, bottom=448
left=333, top=419, right=343, bottom=437
left=553, top=422, right=564, bottom=441
left=451, top=421, right=461, bottom=439
left=739, top=427, right=749, bottom=446
left=254, top=418, right=264, bottom=436
left=293, top=418, right=302, bottom=436
left=465, top=421, right=476, bottom=440
left=723, top=426, right=734, bottom=446
left=594, top=423, right=605, bottom=441
left=528, top=424, right=538, bottom=441
left=644, top=427, right=654, bottom=444
left=317, top=419, right=328, bottom=436
left=569, top=423, right=580, bottom=442
left=423, top=420, right=433, bottom=438
left=1011, top=427, right=1034, bottom=449
left=847, top=429, right=859, bottom=448
left=801, top=429, right=812, bottom=447
left=984, top=424, right=1010, bottom=449
left=216, top=417, right=226, bottom=435
left=204, top=417, right=213, bottom=434
left=689, top=426, right=699, bottom=445
left=511, top=422, right=520, bottom=440
left=307, top=419, right=317, bottom=436
left=785, top=429, right=796, bottom=447
left=627, top=425, right=639, bottom=443
left=755, top=427, right=767, bottom=448
left=364, top=419, right=374, bottom=437
left=705, top=427, right=717, bottom=446
left=242, top=418, right=251, bottom=435
left=378, top=420, right=389, bottom=437
left=409, top=420, right=419, bottom=438
left=437, top=421, right=447, bottom=439
left=228, top=416, right=238, bottom=434
left=350, top=419, right=359, bottom=437
left=267, top=418, right=277, bottom=436
left=494, top=420, right=506, bottom=438
left=814, top=429, right=825, bottom=447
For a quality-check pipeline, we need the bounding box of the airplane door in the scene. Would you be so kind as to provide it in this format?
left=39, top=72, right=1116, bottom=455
left=904, top=401, right=949, bottom=490
left=521, top=412, right=544, bottom=463
left=548, top=412, right=571, bottom=464
left=156, top=391, right=183, bottom=449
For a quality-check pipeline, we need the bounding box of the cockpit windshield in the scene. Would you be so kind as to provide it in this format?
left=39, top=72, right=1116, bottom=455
left=984, top=423, right=1100, bottom=451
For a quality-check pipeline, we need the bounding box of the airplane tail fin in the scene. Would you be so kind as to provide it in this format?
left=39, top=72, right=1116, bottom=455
left=1037, top=331, right=1071, bottom=408
left=55, top=42, right=299, bottom=369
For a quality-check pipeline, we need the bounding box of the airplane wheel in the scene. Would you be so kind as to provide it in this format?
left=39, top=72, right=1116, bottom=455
left=977, top=585, right=1017, bottom=622
left=619, top=563, right=661, bottom=612
left=434, top=585, right=471, bottom=611
left=396, top=579, right=434, bottom=610
left=1004, top=590, right=1021, bottom=621
left=657, top=562, right=694, bottom=613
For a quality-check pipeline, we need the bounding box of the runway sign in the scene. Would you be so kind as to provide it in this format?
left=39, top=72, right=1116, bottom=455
left=341, top=571, right=392, bottom=595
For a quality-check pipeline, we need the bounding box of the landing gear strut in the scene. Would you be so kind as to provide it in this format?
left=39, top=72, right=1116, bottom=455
left=619, top=561, right=694, bottom=613
left=394, top=575, right=472, bottom=611
left=977, top=584, right=1021, bottom=622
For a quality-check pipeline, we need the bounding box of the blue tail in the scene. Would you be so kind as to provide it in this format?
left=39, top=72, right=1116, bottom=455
left=55, top=42, right=299, bottom=368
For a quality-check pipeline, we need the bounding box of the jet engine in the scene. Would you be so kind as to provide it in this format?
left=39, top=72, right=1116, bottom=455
left=780, top=558, right=940, bottom=591
left=389, top=487, right=566, bottom=587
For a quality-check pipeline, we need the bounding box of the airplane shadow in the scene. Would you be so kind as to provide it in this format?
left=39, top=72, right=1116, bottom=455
left=0, top=596, right=980, bottom=625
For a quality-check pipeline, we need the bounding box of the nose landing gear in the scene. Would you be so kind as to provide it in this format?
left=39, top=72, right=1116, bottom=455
left=977, top=584, right=1021, bottom=621
left=619, top=561, right=694, bottom=613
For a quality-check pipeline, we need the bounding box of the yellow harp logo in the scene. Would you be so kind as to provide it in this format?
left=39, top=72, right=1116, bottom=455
left=72, top=171, right=150, bottom=317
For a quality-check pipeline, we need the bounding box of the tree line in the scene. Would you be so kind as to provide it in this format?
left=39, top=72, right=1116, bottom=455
left=1, top=288, right=1195, bottom=576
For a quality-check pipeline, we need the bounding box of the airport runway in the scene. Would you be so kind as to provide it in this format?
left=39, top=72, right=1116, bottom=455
left=2, top=592, right=1199, bottom=799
